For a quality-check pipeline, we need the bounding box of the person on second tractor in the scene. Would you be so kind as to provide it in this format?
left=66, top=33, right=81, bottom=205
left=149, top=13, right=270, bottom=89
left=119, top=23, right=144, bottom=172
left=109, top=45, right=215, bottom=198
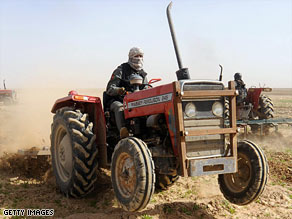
left=105, top=47, right=149, bottom=138
left=234, top=72, right=247, bottom=104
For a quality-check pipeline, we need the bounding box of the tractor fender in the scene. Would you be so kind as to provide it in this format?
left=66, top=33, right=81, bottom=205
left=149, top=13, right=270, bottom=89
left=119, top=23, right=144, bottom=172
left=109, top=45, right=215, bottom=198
left=247, top=87, right=272, bottom=110
left=51, top=93, right=108, bottom=168
left=51, top=94, right=101, bottom=113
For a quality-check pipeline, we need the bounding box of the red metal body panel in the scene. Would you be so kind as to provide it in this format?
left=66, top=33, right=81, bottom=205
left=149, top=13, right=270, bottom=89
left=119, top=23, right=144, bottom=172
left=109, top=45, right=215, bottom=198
left=247, top=88, right=263, bottom=110
left=51, top=93, right=107, bottom=167
left=165, top=101, right=179, bottom=155
left=123, top=83, right=179, bottom=155
left=124, top=83, right=174, bottom=118
left=51, top=94, right=101, bottom=113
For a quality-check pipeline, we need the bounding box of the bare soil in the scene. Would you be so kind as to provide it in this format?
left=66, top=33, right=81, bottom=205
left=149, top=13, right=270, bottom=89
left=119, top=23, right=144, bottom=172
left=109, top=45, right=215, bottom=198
left=0, top=88, right=291, bottom=219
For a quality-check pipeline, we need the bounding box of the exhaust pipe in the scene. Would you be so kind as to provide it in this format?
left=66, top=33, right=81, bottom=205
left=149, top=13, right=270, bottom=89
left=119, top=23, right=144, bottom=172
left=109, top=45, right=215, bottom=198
left=166, top=2, right=190, bottom=81
left=219, top=64, right=223, bottom=81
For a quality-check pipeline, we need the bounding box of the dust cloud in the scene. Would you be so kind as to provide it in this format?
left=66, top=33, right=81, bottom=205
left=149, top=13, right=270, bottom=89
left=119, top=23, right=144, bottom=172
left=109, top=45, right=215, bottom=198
left=0, top=87, right=104, bottom=156
left=249, top=127, right=292, bottom=152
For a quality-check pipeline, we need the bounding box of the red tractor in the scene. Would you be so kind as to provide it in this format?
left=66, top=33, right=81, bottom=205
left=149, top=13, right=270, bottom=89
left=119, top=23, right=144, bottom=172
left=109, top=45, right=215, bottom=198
left=233, top=86, right=274, bottom=134
left=244, top=87, right=274, bottom=120
left=50, top=3, right=268, bottom=212
left=226, top=87, right=274, bottom=121
left=0, top=80, right=17, bottom=105
left=221, top=71, right=274, bottom=121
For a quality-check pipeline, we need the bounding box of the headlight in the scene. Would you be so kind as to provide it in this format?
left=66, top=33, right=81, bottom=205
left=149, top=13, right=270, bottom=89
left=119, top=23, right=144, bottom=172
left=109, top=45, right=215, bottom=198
left=212, top=101, right=223, bottom=117
left=185, top=102, right=196, bottom=117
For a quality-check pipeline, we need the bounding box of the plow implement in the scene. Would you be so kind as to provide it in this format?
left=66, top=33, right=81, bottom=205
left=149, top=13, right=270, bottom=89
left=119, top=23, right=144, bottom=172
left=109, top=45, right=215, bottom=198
left=17, top=147, right=50, bottom=157
left=228, top=118, right=292, bottom=136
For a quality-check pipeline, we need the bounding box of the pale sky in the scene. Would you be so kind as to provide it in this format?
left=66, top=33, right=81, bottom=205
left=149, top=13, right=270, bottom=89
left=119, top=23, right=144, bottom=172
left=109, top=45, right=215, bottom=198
left=0, top=0, right=291, bottom=89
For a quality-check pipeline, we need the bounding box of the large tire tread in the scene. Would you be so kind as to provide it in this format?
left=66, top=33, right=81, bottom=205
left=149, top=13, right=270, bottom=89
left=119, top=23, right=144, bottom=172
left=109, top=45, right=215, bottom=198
left=243, top=140, right=269, bottom=196
left=130, top=137, right=155, bottom=211
left=218, top=140, right=268, bottom=205
left=259, top=94, right=274, bottom=119
left=111, top=137, right=155, bottom=212
left=51, top=107, right=98, bottom=198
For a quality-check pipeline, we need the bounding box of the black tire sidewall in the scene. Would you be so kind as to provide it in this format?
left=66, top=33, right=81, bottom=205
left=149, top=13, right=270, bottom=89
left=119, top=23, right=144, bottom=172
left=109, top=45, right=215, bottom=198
left=218, top=141, right=267, bottom=205
left=111, top=141, right=138, bottom=205
left=111, top=137, right=155, bottom=211
left=50, top=107, right=98, bottom=197
left=231, top=145, right=258, bottom=197
left=259, top=94, right=274, bottom=119
left=51, top=114, right=75, bottom=193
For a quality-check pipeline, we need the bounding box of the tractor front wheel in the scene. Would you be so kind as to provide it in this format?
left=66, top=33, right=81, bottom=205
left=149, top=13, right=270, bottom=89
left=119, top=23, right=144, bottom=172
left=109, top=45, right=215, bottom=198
left=111, top=137, right=155, bottom=212
left=51, top=107, right=98, bottom=197
left=218, top=140, right=268, bottom=205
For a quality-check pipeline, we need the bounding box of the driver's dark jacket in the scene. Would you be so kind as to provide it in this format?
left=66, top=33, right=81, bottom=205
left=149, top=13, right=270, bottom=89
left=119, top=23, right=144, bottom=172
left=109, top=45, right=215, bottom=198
left=105, top=62, right=148, bottom=107
left=235, top=79, right=247, bottom=103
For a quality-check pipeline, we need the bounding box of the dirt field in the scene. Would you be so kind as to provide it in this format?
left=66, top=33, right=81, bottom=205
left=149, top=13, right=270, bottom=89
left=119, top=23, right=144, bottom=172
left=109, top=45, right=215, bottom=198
left=0, top=88, right=291, bottom=218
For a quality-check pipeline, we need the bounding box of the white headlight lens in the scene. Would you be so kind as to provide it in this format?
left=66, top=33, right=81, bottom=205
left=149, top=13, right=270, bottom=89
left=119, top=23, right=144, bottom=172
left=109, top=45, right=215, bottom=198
left=185, top=103, right=196, bottom=117
left=212, top=101, right=223, bottom=117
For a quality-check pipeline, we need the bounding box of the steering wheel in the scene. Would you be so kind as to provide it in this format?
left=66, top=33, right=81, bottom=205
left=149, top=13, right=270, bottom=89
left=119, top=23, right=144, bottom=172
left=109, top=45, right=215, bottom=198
left=149, top=78, right=162, bottom=85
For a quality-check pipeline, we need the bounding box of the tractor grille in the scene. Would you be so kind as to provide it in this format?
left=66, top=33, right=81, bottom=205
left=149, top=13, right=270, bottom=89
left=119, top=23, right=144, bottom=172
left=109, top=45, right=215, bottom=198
left=181, top=81, right=225, bottom=159
left=184, top=116, right=225, bottom=158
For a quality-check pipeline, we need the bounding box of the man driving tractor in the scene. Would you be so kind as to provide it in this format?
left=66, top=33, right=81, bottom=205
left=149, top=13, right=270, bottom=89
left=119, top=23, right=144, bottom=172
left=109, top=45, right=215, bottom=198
left=105, top=47, right=149, bottom=138
left=234, top=72, right=247, bottom=104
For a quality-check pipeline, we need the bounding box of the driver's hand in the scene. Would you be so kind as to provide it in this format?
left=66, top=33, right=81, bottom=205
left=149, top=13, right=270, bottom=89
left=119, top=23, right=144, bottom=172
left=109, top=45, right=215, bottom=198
left=117, top=87, right=126, bottom=95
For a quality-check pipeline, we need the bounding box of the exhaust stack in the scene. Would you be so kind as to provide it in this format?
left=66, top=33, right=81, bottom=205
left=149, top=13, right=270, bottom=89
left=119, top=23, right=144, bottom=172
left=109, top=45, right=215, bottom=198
left=219, top=64, right=223, bottom=81
left=167, top=2, right=190, bottom=81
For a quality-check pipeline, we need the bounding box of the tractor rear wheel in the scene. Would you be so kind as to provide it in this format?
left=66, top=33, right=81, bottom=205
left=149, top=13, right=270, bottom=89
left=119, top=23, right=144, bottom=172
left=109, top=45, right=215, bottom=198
left=259, top=94, right=274, bottom=119
left=51, top=107, right=98, bottom=197
left=218, top=140, right=268, bottom=205
left=111, top=137, right=155, bottom=212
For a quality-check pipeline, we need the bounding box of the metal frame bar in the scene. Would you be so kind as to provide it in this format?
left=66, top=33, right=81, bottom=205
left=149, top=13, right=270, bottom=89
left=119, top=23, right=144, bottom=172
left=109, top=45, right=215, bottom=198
left=236, top=118, right=292, bottom=125
left=228, top=81, right=238, bottom=172
left=180, top=79, right=225, bottom=90
left=184, top=128, right=236, bottom=136
left=182, top=90, right=237, bottom=98
left=173, top=81, right=238, bottom=177
left=189, top=157, right=236, bottom=176
left=172, top=81, right=188, bottom=176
